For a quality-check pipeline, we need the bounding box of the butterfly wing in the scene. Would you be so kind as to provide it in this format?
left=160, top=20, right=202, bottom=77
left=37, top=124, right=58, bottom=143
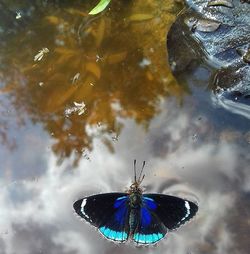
left=143, top=194, right=198, bottom=230
left=73, top=193, right=130, bottom=242
left=131, top=196, right=168, bottom=244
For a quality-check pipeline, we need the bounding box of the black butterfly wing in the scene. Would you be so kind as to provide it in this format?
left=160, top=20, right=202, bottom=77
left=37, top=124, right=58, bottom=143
left=143, top=194, right=198, bottom=231
left=73, top=193, right=130, bottom=242
left=132, top=196, right=168, bottom=244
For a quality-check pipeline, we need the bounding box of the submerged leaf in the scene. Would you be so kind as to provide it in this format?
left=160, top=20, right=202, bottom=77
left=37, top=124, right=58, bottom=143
left=45, top=16, right=62, bottom=25
left=106, top=51, right=127, bottom=64
left=66, top=8, right=87, bottom=17
left=89, top=0, right=111, bottom=15
left=86, top=62, right=101, bottom=79
left=128, top=14, right=154, bottom=22
left=95, top=18, right=106, bottom=47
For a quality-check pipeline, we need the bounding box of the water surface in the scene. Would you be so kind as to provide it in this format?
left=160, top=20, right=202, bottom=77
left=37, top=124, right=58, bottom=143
left=0, top=1, right=249, bottom=254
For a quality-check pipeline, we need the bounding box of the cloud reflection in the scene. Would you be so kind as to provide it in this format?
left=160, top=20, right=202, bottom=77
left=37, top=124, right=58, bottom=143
left=0, top=102, right=249, bottom=254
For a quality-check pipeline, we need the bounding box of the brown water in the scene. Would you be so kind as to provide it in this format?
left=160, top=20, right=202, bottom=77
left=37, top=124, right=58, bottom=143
left=0, top=1, right=249, bottom=254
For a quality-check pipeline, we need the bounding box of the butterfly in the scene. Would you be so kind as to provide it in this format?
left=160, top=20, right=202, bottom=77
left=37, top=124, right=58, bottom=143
left=73, top=160, right=198, bottom=245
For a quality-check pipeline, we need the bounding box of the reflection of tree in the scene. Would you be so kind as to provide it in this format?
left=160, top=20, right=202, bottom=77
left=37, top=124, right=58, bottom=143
left=0, top=0, right=184, bottom=166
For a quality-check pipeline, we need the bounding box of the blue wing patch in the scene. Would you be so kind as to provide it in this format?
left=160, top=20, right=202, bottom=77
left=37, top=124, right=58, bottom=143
left=132, top=196, right=167, bottom=244
left=143, top=197, right=157, bottom=210
left=73, top=193, right=130, bottom=242
left=98, top=195, right=129, bottom=242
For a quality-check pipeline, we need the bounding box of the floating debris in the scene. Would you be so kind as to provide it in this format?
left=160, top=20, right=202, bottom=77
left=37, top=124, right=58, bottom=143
left=74, top=102, right=86, bottom=115
left=185, top=17, right=221, bottom=32
left=95, top=54, right=103, bottom=62
left=34, top=48, right=49, bottom=62
left=139, top=58, right=151, bottom=68
left=38, top=82, right=44, bottom=87
left=71, top=73, right=80, bottom=84
left=207, top=0, right=234, bottom=8
left=16, top=11, right=22, bottom=19
left=81, top=148, right=90, bottom=160
left=110, top=131, right=118, bottom=141
left=65, top=101, right=86, bottom=116
left=111, top=135, right=118, bottom=141
left=192, top=133, right=198, bottom=142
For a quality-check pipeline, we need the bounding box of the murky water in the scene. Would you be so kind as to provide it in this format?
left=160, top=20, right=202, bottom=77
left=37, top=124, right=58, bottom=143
left=0, top=1, right=249, bottom=254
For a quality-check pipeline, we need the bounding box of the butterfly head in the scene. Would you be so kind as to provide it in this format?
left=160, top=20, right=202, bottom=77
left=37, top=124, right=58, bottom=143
left=128, top=160, right=145, bottom=195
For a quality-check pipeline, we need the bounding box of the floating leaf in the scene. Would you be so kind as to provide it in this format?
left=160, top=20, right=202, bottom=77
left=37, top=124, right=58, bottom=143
left=89, top=0, right=111, bottom=15
left=71, top=73, right=80, bottom=84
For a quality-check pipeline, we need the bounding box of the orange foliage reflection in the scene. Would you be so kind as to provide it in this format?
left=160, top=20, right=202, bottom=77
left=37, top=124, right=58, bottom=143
left=0, top=0, right=184, bottom=165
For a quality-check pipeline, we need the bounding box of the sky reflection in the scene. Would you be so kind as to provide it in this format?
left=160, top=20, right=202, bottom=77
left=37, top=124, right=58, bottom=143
left=0, top=100, right=248, bottom=254
left=0, top=1, right=249, bottom=254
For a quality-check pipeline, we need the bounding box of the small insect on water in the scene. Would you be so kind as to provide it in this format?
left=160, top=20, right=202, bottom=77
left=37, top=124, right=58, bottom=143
left=73, top=160, right=198, bottom=245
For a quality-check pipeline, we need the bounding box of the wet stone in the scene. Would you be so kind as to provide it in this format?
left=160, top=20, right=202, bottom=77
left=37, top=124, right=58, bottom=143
left=207, top=0, right=234, bottom=8
left=236, top=46, right=250, bottom=64
left=184, top=17, right=221, bottom=32
left=243, top=50, right=250, bottom=64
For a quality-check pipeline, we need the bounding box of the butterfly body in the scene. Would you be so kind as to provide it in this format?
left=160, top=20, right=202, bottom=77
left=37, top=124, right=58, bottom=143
left=73, top=161, right=198, bottom=245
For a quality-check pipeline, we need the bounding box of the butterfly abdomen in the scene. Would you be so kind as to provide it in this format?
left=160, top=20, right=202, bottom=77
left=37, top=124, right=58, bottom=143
left=129, top=207, right=140, bottom=235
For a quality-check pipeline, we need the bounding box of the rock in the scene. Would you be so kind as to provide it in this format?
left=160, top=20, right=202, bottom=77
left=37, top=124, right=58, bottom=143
left=167, top=0, right=250, bottom=119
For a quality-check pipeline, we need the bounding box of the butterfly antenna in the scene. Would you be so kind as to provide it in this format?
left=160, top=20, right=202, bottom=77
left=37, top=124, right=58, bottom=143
left=140, top=174, right=145, bottom=184
left=138, top=161, right=146, bottom=183
left=134, top=159, right=137, bottom=182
